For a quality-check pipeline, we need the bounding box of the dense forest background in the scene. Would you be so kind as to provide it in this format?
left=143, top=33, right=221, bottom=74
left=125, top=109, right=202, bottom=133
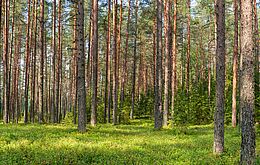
left=0, top=0, right=258, bottom=125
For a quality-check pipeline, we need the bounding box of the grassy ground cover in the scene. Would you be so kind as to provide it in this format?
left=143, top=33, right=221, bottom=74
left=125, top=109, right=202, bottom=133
left=0, top=120, right=259, bottom=164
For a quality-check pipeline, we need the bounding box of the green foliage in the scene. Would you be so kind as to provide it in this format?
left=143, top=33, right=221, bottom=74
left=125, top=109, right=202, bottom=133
left=119, top=108, right=130, bottom=124
left=63, top=112, right=75, bottom=125
left=174, top=83, right=214, bottom=125
left=0, top=120, right=259, bottom=164
left=135, top=91, right=154, bottom=119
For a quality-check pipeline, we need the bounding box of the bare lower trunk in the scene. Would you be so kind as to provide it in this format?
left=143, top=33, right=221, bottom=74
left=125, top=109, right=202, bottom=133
left=91, top=0, right=98, bottom=126
left=163, top=0, right=171, bottom=127
left=154, top=0, right=163, bottom=129
left=77, top=0, right=86, bottom=132
left=232, top=0, right=238, bottom=128
left=240, top=0, right=255, bottom=163
left=213, top=0, right=225, bottom=154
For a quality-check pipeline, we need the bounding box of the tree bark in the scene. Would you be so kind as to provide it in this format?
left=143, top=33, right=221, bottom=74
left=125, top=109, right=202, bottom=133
left=253, top=0, right=259, bottom=100
left=232, top=0, right=238, bottom=128
left=163, top=0, right=171, bottom=127
left=55, top=0, right=62, bottom=123
left=154, top=0, right=163, bottom=129
left=213, top=0, right=225, bottom=154
left=131, top=0, right=138, bottom=120
left=104, top=0, right=111, bottom=123
left=120, top=0, right=130, bottom=114
left=185, top=0, right=190, bottom=96
left=39, top=0, right=44, bottom=123
left=240, top=0, right=255, bottom=163
left=51, top=0, right=56, bottom=123
left=77, top=0, right=86, bottom=132
left=112, top=0, right=118, bottom=124
left=91, top=0, right=98, bottom=126
left=171, top=0, right=177, bottom=122
left=24, top=0, right=31, bottom=124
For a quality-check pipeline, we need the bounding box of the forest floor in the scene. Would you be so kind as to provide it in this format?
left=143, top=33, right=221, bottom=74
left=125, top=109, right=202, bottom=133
left=0, top=120, right=259, bottom=164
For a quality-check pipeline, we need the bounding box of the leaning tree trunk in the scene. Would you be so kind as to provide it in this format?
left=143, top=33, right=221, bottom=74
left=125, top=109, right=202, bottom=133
left=213, top=0, right=225, bottom=154
left=240, top=0, right=255, bottom=163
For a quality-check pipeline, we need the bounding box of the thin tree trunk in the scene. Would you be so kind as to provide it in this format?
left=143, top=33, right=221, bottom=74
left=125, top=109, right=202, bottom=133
left=240, top=0, right=255, bottom=163
left=77, top=0, right=86, bottom=132
left=232, top=0, right=238, bottom=128
left=112, top=0, right=118, bottom=124
left=73, top=12, right=78, bottom=125
left=9, top=0, right=15, bottom=122
left=15, top=25, right=21, bottom=123
left=120, top=0, right=130, bottom=113
left=39, top=0, right=44, bottom=123
left=154, top=0, right=163, bottom=129
left=163, top=0, right=171, bottom=127
left=118, top=0, right=123, bottom=111
left=30, top=0, right=37, bottom=123
left=56, top=0, right=62, bottom=122
left=185, top=0, right=190, bottom=95
left=3, top=0, right=11, bottom=123
left=91, top=0, right=98, bottom=126
left=130, top=0, right=138, bottom=120
left=253, top=0, right=259, bottom=99
left=104, top=0, right=111, bottom=123
left=51, top=0, right=56, bottom=123
left=24, top=0, right=31, bottom=124
left=171, top=0, right=177, bottom=122
left=213, top=0, right=225, bottom=154
left=153, top=15, right=156, bottom=119
left=208, top=16, right=212, bottom=100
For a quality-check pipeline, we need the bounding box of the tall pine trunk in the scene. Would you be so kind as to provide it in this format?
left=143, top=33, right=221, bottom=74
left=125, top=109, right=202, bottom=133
left=130, top=0, right=138, bottom=120
left=171, top=0, right=177, bottom=122
left=232, top=0, right=238, bottom=128
left=213, top=0, right=225, bottom=154
left=104, top=0, right=111, bottom=123
left=91, top=0, right=98, bottom=126
left=240, top=0, right=255, bottom=163
left=77, top=0, right=86, bottom=132
left=185, top=0, right=190, bottom=95
left=154, top=0, right=163, bottom=129
left=163, top=0, right=171, bottom=127
left=39, top=0, right=44, bottom=123
left=24, top=0, right=31, bottom=124
left=112, top=0, right=118, bottom=124
left=51, top=0, right=56, bottom=123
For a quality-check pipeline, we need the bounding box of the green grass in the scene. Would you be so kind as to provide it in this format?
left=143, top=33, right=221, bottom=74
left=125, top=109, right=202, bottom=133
left=0, top=120, right=259, bottom=164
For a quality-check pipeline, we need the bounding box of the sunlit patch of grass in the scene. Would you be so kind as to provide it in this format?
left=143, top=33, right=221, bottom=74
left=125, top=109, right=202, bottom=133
left=0, top=120, right=259, bottom=164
